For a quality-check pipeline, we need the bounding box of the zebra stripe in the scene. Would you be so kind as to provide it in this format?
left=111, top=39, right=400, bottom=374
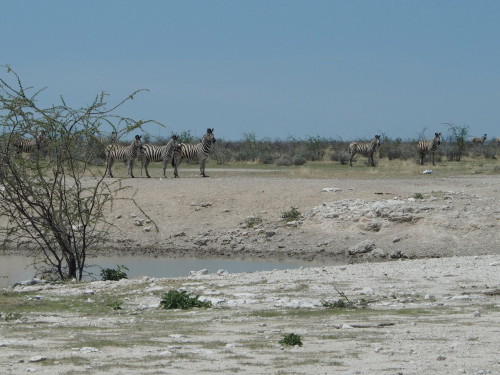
left=471, top=134, right=487, bottom=145
left=418, top=132, right=441, bottom=166
left=348, top=135, right=381, bottom=167
left=140, top=135, right=179, bottom=178
left=172, top=128, right=216, bottom=177
left=14, top=131, right=47, bottom=154
left=105, top=135, right=142, bottom=178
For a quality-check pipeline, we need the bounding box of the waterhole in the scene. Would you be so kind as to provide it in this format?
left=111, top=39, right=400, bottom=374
left=0, top=254, right=334, bottom=288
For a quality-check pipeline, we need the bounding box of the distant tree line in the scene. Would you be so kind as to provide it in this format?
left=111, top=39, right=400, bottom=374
left=139, top=126, right=498, bottom=167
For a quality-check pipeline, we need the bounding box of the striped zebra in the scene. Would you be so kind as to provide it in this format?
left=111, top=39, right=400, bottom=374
left=140, top=135, right=179, bottom=178
left=418, top=132, right=441, bottom=166
left=496, top=137, right=500, bottom=146
left=348, top=135, right=381, bottom=167
left=104, top=135, right=142, bottom=178
left=14, top=131, right=47, bottom=154
left=172, top=128, right=216, bottom=178
left=471, top=134, right=487, bottom=145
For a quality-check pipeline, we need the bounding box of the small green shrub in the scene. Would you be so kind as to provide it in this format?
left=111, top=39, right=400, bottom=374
left=100, top=265, right=129, bottom=281
left=281, top=207, right=302, bottom=222
left=413, top=192, right=424, bottom=199
left=245, top=216, right=263, bottom=228
left=279, top=333, right=303, bottom=347
left=322, top=286, right=357, bottom=309
left=3, top=312, right=22, bottom=321
left=106, top=301, right=123, bottom=311
left=159, top=290, right=212, bottom=310
left=321, top=299, right=355, bottom=309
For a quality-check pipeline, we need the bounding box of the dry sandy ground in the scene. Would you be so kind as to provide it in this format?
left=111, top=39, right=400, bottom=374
left=1, top=170, right=499, bottom=374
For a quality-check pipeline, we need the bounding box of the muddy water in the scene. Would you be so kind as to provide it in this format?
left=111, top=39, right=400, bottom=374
left=0, top=254, right=331, bottom=288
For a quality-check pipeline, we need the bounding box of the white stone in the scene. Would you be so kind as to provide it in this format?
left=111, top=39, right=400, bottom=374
left=29, top=356, right=46, bottom=362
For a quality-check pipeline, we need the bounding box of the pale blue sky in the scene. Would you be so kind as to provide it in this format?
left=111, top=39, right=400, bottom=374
left=2, top=0, right=499, bottom=140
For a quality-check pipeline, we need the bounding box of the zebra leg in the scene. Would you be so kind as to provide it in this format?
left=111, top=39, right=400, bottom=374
left=128, top=159, right=135, bottom=178
left=106, top=159, right=114, bottom=177
left=173, top=157, right=181, bottom=178
left=144, top=160, right=151, bottom=178
left=431, top=152, right=435, bottom=166
left=349, top=152, right=355, bottom=167
left=200, top=159, right=208, bottom=177
left=162, top=159, right=169, bottom=178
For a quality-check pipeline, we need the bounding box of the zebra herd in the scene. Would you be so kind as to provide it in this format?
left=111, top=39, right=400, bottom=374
left=104, top=128, right=216, bottom=178
left=346, top=132, right=442, bottom=167
left=12, top=127, right=496, bottom=176
left=13, top=130, right=47, bottom=154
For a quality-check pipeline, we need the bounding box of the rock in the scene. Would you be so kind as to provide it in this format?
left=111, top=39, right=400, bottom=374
left=359, top=220, right=382, bottom=232
left=29, top=356, right=46, bottom=362
left=358, top=287, right=374, bottom=296
left=473, top=311, right=481, bottom=317
left=189, top=269, right=209, bottom=276
left=200, top=202, right=213, bottom=207
left=370, top=249, right=387, bottom=258
left=173, top=231, right=186, bottom=237
left=134, top=219, right=144, bottom=226
left=144, top=226, right=153, bottom=232
left=348, top=240, right=376, bottom=255
left=80, top=347, right=99, bottom=353
left=390, top=250, right=403, bottom=258
left=322, top=187, right=342, bottom=192
left=194, top=238, right=209, bottom=246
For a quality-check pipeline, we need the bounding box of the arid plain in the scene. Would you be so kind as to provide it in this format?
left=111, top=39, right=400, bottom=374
left=1, top=163, right=499, bottom=374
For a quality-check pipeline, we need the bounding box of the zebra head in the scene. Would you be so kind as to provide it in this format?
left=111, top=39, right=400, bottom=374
left=434, top=132, right=442, bottom=145
left=133, top=135, right=142, bottom=149
left=169, top=135, right=180, bottom=150
left=204, top=128, right=216, bottom=144
left=373, top=135, right=381, bottom=147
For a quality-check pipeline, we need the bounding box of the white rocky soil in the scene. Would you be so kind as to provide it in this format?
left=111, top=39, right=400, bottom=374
left=1, top=173, right=499, bottom=374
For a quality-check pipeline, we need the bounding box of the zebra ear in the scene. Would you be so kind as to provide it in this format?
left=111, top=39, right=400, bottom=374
left=211, top=128, right=214, bottom=133
left=207, top=128, right=212, bottom=134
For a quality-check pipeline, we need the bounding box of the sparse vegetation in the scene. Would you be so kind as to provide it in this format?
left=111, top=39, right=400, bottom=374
left=281, top=206, right=302, bottom=222
left=413, top=192, right=424, bottom=199
left=159, top=290, right=212, bottom=310
left=279, top=333, right=303, bottom=347
left=106, top=300, right=123, bottom=311
left=245, top=216, right=263, bottom=228
left=100, top=265, right=129, bottom=281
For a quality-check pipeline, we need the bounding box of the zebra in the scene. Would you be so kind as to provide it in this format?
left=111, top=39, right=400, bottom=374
left=172, top=128, right=216, bottom=178
left=14, top=130, right=47, bottom=154
left=140, top=135, right=179, bottom=178
left=104, top=135, right=142, bottom=178
left=418, top=132, right=441, bottom=165
left=471, top=134, right=487, bottom=145
left=348, top=135, right=381, bottom=167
